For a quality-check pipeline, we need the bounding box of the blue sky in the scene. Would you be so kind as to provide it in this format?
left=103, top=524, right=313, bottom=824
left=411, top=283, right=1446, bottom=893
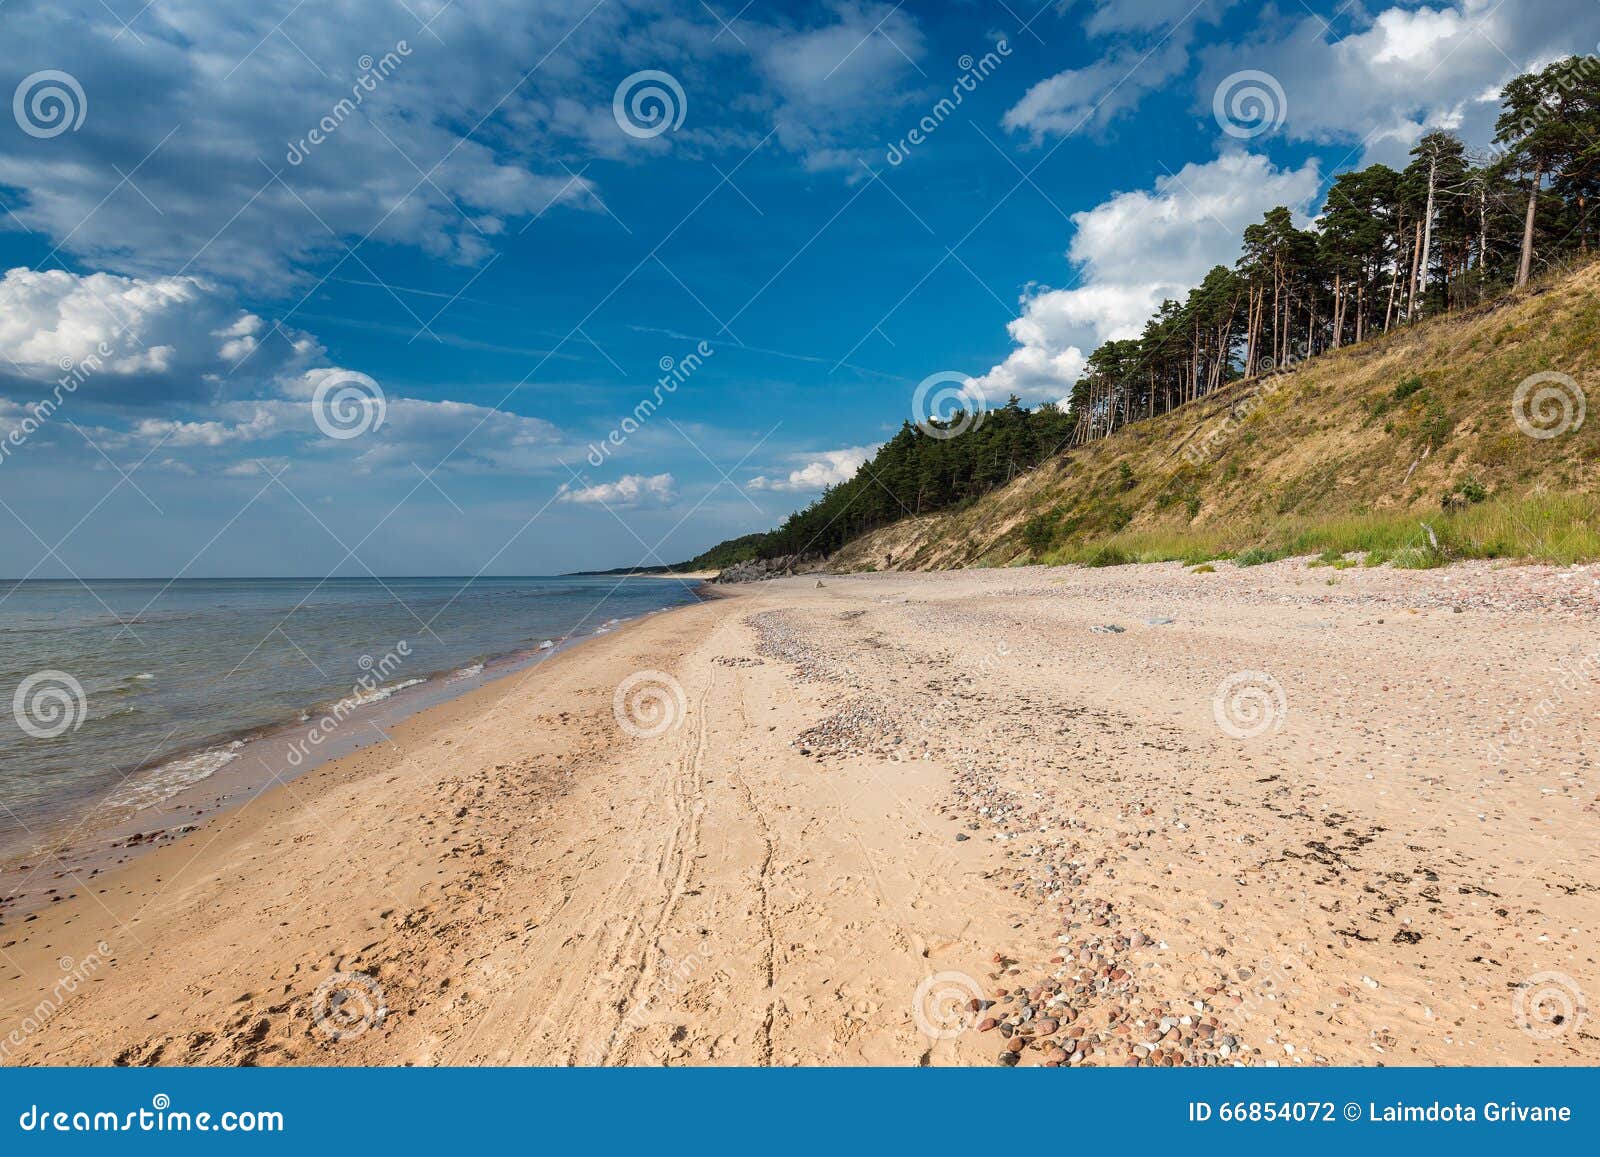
left=1, top=0, right=1596, bottom=577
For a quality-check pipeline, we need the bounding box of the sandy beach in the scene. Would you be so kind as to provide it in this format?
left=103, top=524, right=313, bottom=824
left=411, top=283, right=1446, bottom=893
left=2, top=560, right=1596, bottom=1067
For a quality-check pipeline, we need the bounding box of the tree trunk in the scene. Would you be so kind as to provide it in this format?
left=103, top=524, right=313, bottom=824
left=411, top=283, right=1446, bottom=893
left=1517, top=168, right=1541, bottom=289
left=1478, top=183, right=1488, bottom=273
left=1406, top=220, right=1423, bottom=321
left=1331, top=271, right=1344, bottom=348
left=1417, top=153, right=1437, bottom=310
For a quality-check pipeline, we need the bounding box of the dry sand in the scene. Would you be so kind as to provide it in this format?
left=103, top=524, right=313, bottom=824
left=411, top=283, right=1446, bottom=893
left=2, top=560, right=1596, bottom=1066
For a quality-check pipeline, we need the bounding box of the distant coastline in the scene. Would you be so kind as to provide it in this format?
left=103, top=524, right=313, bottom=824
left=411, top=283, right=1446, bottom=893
left=566, top=566, right=719, bottom=579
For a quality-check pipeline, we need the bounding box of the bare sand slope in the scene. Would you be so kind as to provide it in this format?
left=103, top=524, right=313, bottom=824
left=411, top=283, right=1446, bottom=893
left=3, top=561, right=1596, bottom=1066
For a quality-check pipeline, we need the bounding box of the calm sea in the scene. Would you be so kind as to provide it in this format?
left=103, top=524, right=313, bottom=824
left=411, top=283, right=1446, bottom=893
left=0, top=576, right=701, bottom=855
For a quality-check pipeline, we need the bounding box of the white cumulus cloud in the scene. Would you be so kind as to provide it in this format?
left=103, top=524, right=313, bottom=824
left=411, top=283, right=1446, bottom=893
left=1198, top=1, right=1599, bottom=165
left=559, top=472, right=678, bottom=508
left=0, top=267, right=310, bottom=397
left=749, top=445, right=877, bottom=492
left=971, top=152, right=1321, bottom=404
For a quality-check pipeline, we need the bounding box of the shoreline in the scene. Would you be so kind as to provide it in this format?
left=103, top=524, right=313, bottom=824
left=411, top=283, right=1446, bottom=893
left=2, top=559, right=1595, bottom=1067
left=0, top=581, right=710, bottom=923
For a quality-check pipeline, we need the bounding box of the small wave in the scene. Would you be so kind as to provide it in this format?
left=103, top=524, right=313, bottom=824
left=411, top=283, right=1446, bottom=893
left=538, top=639, right=555, bottom=650
left=105, top=740, right=246, bottom=812
left=336, top=677, right=426, bottom=710
left=448, top=663, right=484, bottom=681
left=98, top=672, right=158, bottom=697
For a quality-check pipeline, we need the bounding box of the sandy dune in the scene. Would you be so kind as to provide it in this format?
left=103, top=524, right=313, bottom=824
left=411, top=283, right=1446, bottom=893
left=2, top=561, right=1596, bottom=1066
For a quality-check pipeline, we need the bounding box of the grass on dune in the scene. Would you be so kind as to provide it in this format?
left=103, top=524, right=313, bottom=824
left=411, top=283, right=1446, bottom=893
left=1033, top=494, right=1600, bottom=570
left=832, top=261, right=1600, bottom=576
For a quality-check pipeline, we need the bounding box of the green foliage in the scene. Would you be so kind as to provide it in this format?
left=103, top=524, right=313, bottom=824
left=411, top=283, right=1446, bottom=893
left=1084, top=546, right=1132, bottom=567
left=1442, top=475, right=1489, bottom=510
left=681, top=56, right=1600, bottom=574
left=1392, top=375, right=1425, bottom=401
left=679, top=532, right=770, bottom=571
left=1021, top=510, right=1060, bottom=555
left=1416, top=400, right=1453, bottom=448
left=690, top=398, right=1075, bottom=564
